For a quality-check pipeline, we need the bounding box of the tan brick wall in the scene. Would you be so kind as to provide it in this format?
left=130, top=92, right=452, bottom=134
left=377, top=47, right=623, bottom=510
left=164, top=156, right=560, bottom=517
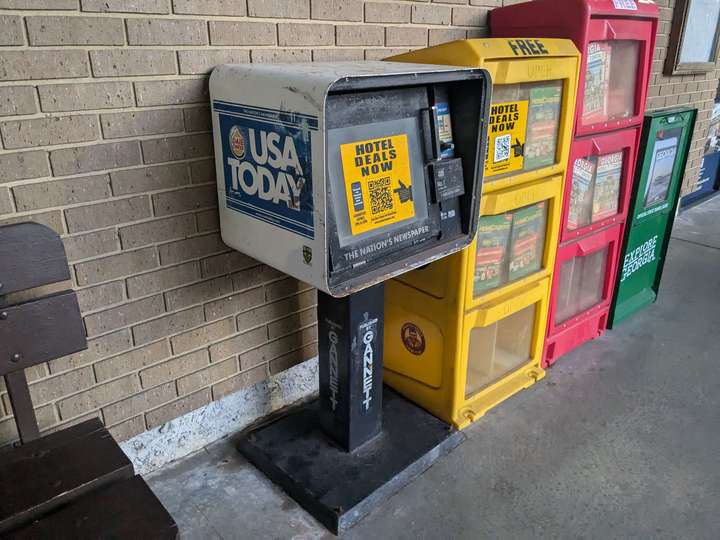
left=0, top=0, right=499, bottom=446
left=648, top=0, right=720, bottom=195
left=0, top=0, right=715, bottom=446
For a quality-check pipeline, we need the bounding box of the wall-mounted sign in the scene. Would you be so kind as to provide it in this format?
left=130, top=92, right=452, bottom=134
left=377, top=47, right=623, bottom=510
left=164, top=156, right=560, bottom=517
left=665, top=0, right=720, bottom=75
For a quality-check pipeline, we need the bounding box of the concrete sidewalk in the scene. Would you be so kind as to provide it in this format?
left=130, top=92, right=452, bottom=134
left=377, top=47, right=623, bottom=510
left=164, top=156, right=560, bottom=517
left=148, top=195, right=720, bottom=540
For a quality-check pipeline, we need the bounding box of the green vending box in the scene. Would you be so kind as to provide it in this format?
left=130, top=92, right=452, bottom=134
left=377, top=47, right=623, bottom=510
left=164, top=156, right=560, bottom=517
left=609, top=107, right=696, bottom=327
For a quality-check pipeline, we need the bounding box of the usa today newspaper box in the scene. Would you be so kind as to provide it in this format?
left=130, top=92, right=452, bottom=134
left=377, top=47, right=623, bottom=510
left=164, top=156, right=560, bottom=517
left=210, top=62, right=490, bottom=533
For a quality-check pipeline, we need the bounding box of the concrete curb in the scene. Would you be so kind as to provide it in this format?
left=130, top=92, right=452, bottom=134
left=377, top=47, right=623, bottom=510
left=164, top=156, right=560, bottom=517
left=121, top=357, right=319, bottom=475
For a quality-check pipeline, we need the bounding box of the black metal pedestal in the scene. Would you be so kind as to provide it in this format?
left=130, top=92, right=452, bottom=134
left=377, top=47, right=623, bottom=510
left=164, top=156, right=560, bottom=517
left=238, top=387, right=464, bottom=534
left=237, top=284, right=464, bottom=534
left=318, top=284, right=385, bottom=452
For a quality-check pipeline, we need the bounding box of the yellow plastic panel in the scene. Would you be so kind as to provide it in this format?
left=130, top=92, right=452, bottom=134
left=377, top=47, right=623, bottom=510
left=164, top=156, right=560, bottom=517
left=395, top=255, right=453, bottom=300
left=383, top=274, right=467, bottom=425
left=465, top=304, right=534, bottom=398
left=384, top=301, right=445, bottom=389
left=480, top=174, right=562, bottom=215
left=465, top=175, right=563, bottom=308
left=466, top=277, right=546, bottom=327
left=388, top=38, right=580, bottom=72
left=454, top=278, right=550, bottom=429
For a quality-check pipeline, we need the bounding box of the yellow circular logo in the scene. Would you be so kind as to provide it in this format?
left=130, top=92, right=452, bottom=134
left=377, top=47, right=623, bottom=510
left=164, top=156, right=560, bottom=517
left=229, top=125, right=245, bottom=159
left=401, top=323, right=425, bottom=356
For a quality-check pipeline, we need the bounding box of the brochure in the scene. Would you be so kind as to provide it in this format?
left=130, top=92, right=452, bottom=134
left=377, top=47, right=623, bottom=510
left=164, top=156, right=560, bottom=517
left=583, top=41, right=612, bottom=125
left=568, top=157, right=596, bottom=230
left=592, top=151, right=623, bottom=221
left=508, top=202, right=546, bottom=282
left=644, top=131, right=680, bottom=207
left=525, top=84, right=563, bottom=170
left=474, top=214, right=513, bottom=295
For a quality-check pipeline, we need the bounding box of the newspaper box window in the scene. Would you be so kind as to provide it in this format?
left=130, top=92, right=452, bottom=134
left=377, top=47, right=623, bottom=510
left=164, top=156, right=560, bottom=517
left=564, top=128, right=640, bottom=241
left=582, top=40, right=639, bottom=127
left=486, top=81, right=564, bottom=182
left=210, top=62, right=490, bottom=534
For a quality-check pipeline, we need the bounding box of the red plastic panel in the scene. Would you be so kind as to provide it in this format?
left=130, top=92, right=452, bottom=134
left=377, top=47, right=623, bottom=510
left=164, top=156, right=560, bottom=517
left=562, top=127, right=640, bottom=242
left=544, top=224, right=623, bottom=366
left=543, top=309, right=609, bottom=368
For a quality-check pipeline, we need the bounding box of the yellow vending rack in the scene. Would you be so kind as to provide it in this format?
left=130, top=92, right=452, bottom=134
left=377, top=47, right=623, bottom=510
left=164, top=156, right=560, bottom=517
left=383, top=39, right=580, bottom=429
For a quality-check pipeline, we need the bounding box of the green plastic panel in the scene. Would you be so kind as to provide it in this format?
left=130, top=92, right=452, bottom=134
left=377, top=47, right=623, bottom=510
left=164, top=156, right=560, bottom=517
left=610, top=107, right=697, bottom=327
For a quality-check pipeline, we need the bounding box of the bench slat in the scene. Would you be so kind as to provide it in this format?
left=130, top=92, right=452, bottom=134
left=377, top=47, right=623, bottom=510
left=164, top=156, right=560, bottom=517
left=0, top=292, right=87, bottom=377
left=0, top=419, right=134, bottom=534
left=0, top=223, right=70, bottom=296
left=3, top=476, right=178, bottom=540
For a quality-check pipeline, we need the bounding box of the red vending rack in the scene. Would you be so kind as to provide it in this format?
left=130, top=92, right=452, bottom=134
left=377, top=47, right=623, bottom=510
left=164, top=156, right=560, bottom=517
left=491, top=0, right=659, bottom=366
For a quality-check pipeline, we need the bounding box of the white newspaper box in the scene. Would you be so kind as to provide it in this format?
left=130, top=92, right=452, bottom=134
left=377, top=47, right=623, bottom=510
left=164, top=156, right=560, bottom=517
left=210, top=62, right=490, bottom=296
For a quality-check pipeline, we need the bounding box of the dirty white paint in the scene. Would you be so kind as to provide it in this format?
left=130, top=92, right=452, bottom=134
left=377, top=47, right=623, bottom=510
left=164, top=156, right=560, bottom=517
left=210, top=61, right=485, bottom=297
left=121, top=357, right=319, bottom=475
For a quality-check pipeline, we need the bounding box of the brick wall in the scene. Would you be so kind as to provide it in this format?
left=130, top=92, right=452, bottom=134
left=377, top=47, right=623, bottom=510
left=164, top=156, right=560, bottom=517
left=0, top=0, right=500, bottom=446
left=647, top=0, right=719, bottom=194
left=0, top=0, right=715, bottom=447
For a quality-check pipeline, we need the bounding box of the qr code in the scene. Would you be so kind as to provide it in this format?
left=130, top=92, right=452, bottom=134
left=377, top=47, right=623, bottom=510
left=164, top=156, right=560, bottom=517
left=494, top=134, right=511, bottom=163
left=368, top=177, right=393, bottom=215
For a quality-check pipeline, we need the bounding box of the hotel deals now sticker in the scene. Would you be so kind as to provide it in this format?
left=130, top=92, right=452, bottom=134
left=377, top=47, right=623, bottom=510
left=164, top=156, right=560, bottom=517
left=340, top=134, right=415, bottom=236
left=486, top=100, right=528, bottom=177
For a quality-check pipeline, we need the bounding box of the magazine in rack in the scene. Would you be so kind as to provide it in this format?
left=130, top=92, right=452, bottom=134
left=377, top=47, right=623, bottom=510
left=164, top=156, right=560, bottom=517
left=474, top=214, right=513, bottom=295
left=508, top=202, right=546, bottom=282
left=583, top=41, right=612, bottom=125
left=568, top=157, right=596, bottom=230
left=644, top=133, right=679, bottom=207
left=592, top=152, right=623, bottom=221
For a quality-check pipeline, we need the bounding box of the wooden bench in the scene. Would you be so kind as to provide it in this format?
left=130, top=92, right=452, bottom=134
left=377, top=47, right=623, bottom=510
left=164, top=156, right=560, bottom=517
left=0, top=223, right=178, bottom=539
left=4, top=476, right=178, bottom=540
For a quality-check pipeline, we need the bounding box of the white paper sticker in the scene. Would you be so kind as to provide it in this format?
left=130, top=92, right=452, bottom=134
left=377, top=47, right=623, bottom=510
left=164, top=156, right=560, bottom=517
left=613, top=0, right=638, bottom=10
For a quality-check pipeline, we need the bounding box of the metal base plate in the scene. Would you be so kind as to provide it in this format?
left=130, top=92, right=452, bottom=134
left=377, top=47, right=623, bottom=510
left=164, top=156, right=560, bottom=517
left=237, top=387, right=465, bottom=535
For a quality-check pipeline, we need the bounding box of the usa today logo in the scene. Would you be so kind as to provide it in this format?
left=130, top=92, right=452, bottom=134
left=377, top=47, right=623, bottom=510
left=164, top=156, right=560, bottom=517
left=215, top=102, right=316, bottom=240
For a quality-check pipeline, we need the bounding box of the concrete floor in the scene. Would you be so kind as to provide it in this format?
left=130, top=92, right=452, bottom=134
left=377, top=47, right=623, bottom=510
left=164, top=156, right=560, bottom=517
left=148, top=195, right=720, bottom=540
